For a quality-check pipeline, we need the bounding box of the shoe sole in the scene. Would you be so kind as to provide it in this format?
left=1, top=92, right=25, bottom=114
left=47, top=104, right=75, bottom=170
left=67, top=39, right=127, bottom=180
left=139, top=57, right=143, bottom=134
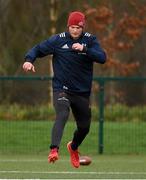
left=48, top=156, right=58, bottom=163
left=48, top=154, right=59, bottom=163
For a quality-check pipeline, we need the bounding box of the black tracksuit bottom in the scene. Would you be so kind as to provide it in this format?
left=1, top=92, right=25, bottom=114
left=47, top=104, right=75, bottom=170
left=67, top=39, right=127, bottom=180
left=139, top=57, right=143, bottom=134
left=50, top=91, right=91, bottom=150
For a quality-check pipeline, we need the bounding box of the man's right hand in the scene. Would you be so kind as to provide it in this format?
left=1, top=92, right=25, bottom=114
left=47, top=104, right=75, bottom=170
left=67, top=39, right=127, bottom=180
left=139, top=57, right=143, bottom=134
left=23, top=62, right=35, bottom=72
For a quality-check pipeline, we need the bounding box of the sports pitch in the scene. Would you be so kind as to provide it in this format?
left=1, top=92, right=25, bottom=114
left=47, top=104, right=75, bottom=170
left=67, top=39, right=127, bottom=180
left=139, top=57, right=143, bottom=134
left=0, top=154, right=146, bottom=179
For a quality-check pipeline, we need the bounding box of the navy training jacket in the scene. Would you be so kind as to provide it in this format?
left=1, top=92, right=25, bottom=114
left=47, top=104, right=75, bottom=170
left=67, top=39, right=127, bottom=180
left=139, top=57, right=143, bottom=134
left=24, top=32, right=106, bottom=96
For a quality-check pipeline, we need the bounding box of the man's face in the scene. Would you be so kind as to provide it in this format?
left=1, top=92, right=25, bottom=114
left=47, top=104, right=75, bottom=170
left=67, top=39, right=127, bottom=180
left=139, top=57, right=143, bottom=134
left=68, top=25, right=83, bottom=39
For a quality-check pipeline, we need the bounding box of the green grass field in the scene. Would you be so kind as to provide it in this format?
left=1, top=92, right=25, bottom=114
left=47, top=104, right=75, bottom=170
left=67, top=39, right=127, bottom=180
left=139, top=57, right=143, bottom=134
left=0, top=120, right=146, bottom=179
left=0, top=154, right=146, bottom=179
left=0, top=120, right=146, bottom=155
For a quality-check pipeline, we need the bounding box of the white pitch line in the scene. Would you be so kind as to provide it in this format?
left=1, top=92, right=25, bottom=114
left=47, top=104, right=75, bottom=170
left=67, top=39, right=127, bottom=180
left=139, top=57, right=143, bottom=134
left=0, top=170, right=146, bottom=175
left=0, top=159, right=47, bottom=162
left=0, top=179, right=101, bottom=180
left=0, top=159, right=69, bottom=162
left=0, top=159, right=144, bottom=163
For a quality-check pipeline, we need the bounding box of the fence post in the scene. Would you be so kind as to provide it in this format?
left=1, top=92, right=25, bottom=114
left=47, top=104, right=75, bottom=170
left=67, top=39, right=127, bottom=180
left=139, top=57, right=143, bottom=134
left=98, top=79, right=105, bottom=154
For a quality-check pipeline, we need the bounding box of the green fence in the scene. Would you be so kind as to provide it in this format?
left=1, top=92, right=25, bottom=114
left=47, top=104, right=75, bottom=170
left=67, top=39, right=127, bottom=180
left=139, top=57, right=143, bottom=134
left=96, top=77, right=146, bottom=154
left=0, top=76, right=146, bottom=155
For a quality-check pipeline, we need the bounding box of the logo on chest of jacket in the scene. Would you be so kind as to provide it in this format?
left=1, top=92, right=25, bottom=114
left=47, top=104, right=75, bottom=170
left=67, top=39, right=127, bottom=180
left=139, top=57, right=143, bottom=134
left=61, top=44, right=69, bottom=49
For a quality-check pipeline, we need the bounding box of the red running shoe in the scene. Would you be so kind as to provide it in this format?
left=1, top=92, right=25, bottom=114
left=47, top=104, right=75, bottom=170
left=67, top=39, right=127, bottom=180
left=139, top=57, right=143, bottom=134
left=48, top=148, right=59, bottom=163
left=67, top=141, right=80, bottom=168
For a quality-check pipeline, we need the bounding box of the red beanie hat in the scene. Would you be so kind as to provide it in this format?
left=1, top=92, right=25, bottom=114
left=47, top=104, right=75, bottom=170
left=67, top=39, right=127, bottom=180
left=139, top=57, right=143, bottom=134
left=67, top=11, right=85, bottom=28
